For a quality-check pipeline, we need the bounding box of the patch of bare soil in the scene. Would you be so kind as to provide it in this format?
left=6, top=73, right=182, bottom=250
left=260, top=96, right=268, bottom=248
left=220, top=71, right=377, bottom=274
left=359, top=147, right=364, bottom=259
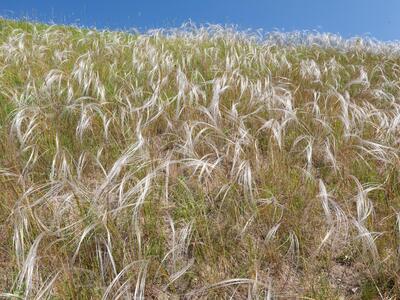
left=328, top=260, right=362, bottom=297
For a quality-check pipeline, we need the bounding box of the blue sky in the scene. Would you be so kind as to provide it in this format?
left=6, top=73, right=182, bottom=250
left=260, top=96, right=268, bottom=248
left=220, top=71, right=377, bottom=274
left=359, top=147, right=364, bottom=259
left=1, top=1, right=399, bottom=41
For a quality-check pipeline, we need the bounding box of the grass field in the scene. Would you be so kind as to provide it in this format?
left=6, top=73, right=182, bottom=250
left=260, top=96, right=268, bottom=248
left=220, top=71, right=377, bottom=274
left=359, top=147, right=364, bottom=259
left=0, top=18, right=400, bottom=299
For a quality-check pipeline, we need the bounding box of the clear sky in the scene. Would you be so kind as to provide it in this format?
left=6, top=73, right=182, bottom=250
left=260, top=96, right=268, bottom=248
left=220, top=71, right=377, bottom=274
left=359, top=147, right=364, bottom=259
left=1, top=0, right=399, bottom=41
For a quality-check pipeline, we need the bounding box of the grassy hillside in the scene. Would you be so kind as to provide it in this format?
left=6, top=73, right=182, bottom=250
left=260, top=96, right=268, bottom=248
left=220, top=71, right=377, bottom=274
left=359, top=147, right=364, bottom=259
left=1, top=18, right=400, bottom=299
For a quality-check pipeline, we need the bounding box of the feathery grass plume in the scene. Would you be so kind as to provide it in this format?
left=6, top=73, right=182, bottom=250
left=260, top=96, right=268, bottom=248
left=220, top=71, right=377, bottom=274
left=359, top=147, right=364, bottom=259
left=351, top=176, right=382, bottom=264
left=15, top=233, right=45, bottom=298
left=317, top=179, right=348, bottom=252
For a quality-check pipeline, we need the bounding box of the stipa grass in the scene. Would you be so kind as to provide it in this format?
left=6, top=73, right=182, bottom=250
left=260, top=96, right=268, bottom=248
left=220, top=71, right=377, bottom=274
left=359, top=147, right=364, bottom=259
left=0, top=18, right=400, bottom=299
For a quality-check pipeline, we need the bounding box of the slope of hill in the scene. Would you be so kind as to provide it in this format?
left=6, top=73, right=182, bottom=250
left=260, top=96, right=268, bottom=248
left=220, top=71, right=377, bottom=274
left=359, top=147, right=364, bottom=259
left=1, top=18, right=400, bottom=299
